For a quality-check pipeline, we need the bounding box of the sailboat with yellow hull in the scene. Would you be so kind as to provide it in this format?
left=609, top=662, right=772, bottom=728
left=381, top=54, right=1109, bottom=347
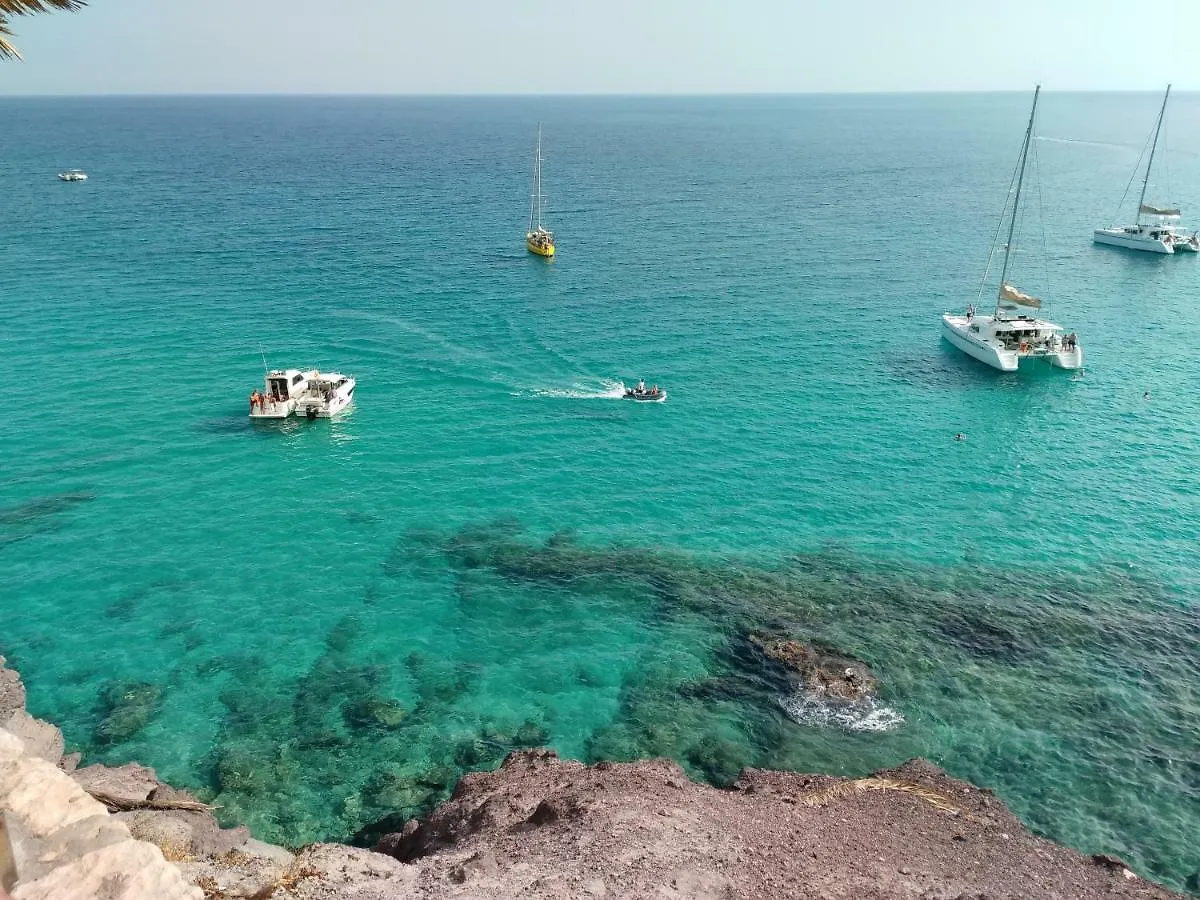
left=526, top=123, right=555, bottom=257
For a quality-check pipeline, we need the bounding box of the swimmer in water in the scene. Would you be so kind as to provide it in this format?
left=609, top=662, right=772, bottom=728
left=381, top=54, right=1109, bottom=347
left=954, top=432, right=966, bottom=441
left=1144, top=391, right=1150, bottom=400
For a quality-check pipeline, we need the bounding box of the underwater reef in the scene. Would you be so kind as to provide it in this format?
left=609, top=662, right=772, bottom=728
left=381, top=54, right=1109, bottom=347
left=39, top=518, right=1200, bottom=893
left=2, top=656, right=1189, bottom=898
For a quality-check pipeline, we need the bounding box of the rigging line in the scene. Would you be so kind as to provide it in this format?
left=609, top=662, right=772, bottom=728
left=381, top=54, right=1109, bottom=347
left=977, top=143, right=1025, bottom=306
left=1162, top=112, right=1171, bottom=205
left=1113, top=124, right=1154, bottom=224
left=997, top=86, right=1038, bottom=310
left=1136, top=86, right=1170, bottom=221
left=1032, top=134, right=1050, bottom=311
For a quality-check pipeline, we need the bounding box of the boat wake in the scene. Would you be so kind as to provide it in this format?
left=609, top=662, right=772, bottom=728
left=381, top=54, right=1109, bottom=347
left=531, top=380, right=627, bottom=400
left=777, top=690, right=905, bottom=733
left=1035, top=135, right=1139, bottom=153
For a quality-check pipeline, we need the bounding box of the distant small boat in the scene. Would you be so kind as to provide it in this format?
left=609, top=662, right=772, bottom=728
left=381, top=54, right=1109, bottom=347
left=623, top=380, right=666, bottom=402
left=1094, top=85, right=1199, bottom=255
left=526, top=123, right=555, bottom=258
left=57, top=169, right=88, bottom=182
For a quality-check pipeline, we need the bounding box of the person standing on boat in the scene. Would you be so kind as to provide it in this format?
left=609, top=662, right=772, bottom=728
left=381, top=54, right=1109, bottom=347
left=636, top=379, right=645, bottom=393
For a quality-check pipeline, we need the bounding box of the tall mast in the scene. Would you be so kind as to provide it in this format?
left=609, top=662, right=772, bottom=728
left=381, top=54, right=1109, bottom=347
left=996, top=85, right=1039, bottom=315
left=1136, top=84, right=1171, bottom=224
left=529, top=123, right=542, bottom=232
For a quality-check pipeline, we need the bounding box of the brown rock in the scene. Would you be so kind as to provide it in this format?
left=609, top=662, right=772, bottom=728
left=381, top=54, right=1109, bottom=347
left=72, top=762, right=160, bottom=806
left=748, top=633, right=879, bottom=701
left=272, top=844, right=416, bottom=899
left=117, top=808, right=250, bottom=859
left=0, top=656, right=26, bottom=719
left=372, top=753, right=1182, bottom=899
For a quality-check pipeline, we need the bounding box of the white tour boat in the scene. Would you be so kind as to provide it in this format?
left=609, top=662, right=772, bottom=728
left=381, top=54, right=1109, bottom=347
left=293, top=371, right=356, bottom=419
left=249, top=369, right=317, bottom=419
left=1094, top=85, right=1199, bottom=255
left=57, top=169, right=88, bottom=182
left=943, top=86, right=1083, bottom=373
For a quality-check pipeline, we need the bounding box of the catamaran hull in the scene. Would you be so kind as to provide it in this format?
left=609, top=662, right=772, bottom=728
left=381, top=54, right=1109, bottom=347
left=942, top=320, right=1018, bottom=371
left=941, top=318, right=1082, bottom=372
left=1093, top=229, right=1173, bottom=254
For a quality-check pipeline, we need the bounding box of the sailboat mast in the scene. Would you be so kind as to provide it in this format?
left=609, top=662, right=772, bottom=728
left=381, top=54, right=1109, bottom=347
left=529, top=124, right=540, bottom=233
left=997, top=85, right=1040, bottom=315
left=530, top=123, right=544, bottom=232
left=1136, top=84, right=1170, bottom=224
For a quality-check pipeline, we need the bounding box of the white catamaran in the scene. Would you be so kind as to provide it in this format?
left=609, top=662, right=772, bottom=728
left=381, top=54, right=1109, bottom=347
left=1094, top=85, right=1199, bottom=255
left=942, top=86, right=1083, bottom=373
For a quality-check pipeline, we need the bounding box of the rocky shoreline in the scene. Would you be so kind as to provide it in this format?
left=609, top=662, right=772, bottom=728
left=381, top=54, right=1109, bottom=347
left=0, top=656, right=1186, bottom=899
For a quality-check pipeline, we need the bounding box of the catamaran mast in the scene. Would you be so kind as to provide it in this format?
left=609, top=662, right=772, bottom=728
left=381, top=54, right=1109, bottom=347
left=1136, top=84, right=1171, bottom=224
left=996, top=85, right=1040, bottom=316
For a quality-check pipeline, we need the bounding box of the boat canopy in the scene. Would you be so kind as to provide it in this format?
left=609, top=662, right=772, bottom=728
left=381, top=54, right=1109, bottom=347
left=1139, top=203, right=1181, bottom=217
left=998, top=283, right=1041, bottom=310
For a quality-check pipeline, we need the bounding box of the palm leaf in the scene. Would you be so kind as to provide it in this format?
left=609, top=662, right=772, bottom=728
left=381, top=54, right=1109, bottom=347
left=0, top=0, right=86, bottom=61
left=799, top=777, right=977, bottom=819
left=0, top=1, right=86, bottom=14
left=0, top=22, right=20, bottom=61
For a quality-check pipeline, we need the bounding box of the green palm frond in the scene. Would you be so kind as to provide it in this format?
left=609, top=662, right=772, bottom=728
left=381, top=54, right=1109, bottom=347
left=0, top=0, right=86, bottom=61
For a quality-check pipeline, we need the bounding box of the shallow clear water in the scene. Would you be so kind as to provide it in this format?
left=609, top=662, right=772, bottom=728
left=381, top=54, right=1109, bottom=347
left=1, top=94, right=1198, bottom=890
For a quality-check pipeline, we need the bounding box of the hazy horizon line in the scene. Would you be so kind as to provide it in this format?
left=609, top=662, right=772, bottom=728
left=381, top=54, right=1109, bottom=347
left=0, top=88, right=1192, bottom=100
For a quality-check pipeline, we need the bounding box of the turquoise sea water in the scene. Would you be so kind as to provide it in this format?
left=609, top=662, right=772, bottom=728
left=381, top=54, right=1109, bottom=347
left=2, top=95, right=1198, bottom=890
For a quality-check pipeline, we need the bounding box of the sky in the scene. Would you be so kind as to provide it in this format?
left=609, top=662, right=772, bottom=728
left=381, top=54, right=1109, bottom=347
left=1, top=0, right=1198, bottom=95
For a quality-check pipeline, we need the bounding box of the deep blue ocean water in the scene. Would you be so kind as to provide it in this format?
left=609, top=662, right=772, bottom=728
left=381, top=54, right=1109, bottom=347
left=1, top=94, right=1198, bottom=890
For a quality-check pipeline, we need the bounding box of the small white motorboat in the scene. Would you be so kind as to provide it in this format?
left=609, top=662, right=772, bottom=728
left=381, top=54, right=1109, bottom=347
left=57, top=169, right=88, bottom=182
left=293, top=371, right=356, bottom=419
left=248, top=369, right=317, bottom=419
left=623, top=380, right=667, bottom=402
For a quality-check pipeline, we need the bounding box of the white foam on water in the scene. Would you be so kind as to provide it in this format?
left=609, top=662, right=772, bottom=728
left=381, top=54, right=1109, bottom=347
left=533, top=380, right=627, bottom=400
left=777, top=690, right=905, bottom=733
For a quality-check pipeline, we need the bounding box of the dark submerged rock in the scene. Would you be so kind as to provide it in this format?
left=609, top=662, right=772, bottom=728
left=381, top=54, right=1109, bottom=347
left=936, top=608, right=1037, bottom=662
left=94, top=680, right=161, bottom=745
left=342, top=695, right=407, bottom=731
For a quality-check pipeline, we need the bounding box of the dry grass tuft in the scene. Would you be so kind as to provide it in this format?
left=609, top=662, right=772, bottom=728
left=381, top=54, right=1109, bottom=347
left=798, top=777, right=976, bottom=819
left=249, top=859, right=324, bottom=900
left=156, top=839, right=195, bottom=864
